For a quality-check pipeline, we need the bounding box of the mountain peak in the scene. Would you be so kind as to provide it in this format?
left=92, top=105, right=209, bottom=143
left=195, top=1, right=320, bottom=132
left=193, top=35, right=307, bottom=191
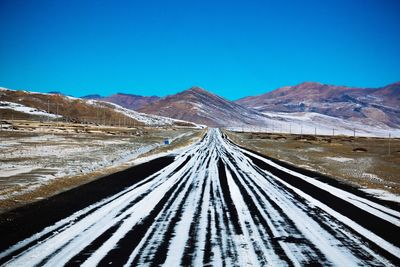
left=295, top=81, right=323, bottom=89
left=115, top=92, right=140, bottom=97
left=82, top=94, right=103, bottom=99
left=139, top=86, right=263, bottom=126
left=82, top=93, right=160, bottom=110
left=180, top=86, right=219, bottom=99
left=187, top=86, right=209, bottom=94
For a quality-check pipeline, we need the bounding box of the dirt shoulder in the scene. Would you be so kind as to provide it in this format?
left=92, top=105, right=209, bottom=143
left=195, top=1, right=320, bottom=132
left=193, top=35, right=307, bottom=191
left=225, top=130, right=400, bottom=199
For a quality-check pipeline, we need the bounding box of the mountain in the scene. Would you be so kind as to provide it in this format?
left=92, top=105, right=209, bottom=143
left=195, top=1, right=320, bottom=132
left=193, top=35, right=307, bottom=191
left=82, top=93, right=160, bottom=110
left=138, top=87, right=268, bottom=127
left=2, top=82, right=398, bottom=134
left=47, top=91, right=64, bottom=95
left=236, top=82, right=400, bottom=128
left=0, top=88, right=197, bottom=127
left=82, top=94, right=103, bottom=99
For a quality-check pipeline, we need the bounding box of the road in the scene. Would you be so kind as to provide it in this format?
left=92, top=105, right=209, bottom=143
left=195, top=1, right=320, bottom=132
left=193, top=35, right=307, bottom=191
left=0, top=129, right=399, bottom=266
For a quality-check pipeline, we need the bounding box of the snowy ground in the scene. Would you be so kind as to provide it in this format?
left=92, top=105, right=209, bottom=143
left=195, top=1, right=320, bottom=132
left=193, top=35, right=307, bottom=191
left=0, top=101, right=61, bottom=119
left=0, top=129, right=198, bottom=205
left=361, top=189, right=400, bottom=203
left=226, top=130, right=400, bottom=198
left=0, top=129, right=398, bottom=266
left=228, top=111, right=400, bottom=138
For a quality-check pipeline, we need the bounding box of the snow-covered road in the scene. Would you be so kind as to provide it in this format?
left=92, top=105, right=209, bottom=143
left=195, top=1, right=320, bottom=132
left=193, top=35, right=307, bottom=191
left=0, top=129, right=399, bottom=266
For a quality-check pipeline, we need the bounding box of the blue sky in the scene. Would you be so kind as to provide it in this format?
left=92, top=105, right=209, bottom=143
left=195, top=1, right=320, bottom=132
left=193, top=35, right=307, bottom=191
left=1, top=0, right=399, bottom=100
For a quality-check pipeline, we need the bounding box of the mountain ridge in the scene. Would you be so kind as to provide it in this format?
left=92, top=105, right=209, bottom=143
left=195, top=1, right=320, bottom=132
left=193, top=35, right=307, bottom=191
left=235, top=81, right=400, bottom=128
left=0, top=87, right=197, bottom=127
left=139, top=86, right=268, bottom=127
left=82, top=93, right=160, bottom=110
left=2, top=81, right=399, bottom=128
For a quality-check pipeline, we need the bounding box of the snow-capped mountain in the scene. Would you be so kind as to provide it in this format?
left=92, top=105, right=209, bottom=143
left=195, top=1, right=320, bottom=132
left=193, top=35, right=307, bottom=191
left=0, top=87, right=197, bottom=127
left=82, top=93, right=160, bottom=111
left=236, top=82, right=400, bottom=128
left=138, top=87, right=268, bottom=127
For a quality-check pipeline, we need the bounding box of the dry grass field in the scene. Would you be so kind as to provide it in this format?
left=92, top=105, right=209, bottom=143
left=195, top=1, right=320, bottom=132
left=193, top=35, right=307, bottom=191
left=226, top=130, right=400, bottom=199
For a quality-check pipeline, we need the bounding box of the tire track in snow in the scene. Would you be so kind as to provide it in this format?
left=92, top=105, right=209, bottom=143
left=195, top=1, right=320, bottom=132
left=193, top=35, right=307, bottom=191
left=181, top=155, right=210, bottom=266
left=244, top=151, right=400, bottom=247
left=68, top=156, right=193, bottom=266
left=0, top=129, right=399, bottom=266
left=226, top=163, right=328, bottom=265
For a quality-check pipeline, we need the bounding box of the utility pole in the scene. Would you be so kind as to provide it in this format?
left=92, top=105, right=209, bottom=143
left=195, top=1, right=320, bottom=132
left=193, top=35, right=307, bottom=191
left=300, top=124, right=303, bottom=135
left=332, top=128, right=335, bottom=137
left=47, top=99, right=50, bottom=122
left=353, top=128, right=356, bottom=138
left=11, top=110, right=14, bottom=131
left=56, top=103, right=60, bottom=126
left=314, top=127, right=317, bottom=137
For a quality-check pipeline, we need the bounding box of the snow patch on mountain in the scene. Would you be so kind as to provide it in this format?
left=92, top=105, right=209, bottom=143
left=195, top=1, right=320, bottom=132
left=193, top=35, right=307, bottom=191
left=87, top=100, right=202, bottom=128
left=0, top=101, right=62, bottom=118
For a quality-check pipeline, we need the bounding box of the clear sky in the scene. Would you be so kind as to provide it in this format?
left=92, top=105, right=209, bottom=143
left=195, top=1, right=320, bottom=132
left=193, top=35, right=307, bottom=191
left=1, top=0, right=399, bottom=100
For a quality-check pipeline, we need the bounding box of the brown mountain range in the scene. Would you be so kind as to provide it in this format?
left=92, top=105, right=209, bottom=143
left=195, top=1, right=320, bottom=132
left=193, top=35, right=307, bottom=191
left=0, top=88, right=195, bottom=127
left=3, top=81, right=398, bottom=128
left=138, top=87, right=267, bottom=127
left=82, top=93, right=160, bottom=110
left=236, top=82, right=400, bottom=128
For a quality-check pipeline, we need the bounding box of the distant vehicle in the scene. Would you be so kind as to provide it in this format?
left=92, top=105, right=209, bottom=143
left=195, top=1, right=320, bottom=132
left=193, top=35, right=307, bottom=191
left=164, top=139, right=170, bottom=145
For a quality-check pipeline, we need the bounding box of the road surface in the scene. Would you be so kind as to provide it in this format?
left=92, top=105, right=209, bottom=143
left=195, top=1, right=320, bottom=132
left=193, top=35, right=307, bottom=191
left=0, top=129, right=399, bottom=266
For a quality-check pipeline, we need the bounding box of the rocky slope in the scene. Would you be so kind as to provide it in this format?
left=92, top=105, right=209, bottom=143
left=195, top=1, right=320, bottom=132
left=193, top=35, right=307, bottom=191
left=138, top=87, right=267, bottom=127
left=0, top=88, right=196, bottom=127
left=236, top=82, right=400, bottom=128
left=82, top=93, right=160, bottom=110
